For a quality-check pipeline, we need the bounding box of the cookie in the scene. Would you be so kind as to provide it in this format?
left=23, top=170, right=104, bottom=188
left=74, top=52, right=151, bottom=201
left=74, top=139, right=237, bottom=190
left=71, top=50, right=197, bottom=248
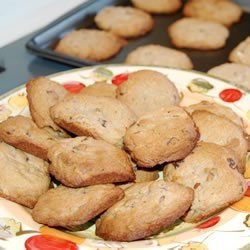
left=124, top=106, right=199, bottom=167
left=131, top=0, right=182, bottom=14
left=94, top=7, right=154, bottom=38
left=229, top=37, right=250, bottom=66
left=0, top=141, right=50, bottom=208
left=135, top=168, right=159, bottom=182
left=192, top=110, right=248, bottom=174
left=96, top=180, right=193, bottom=241
left=183, top=0, right=242, bottom=27
left=125, top=44, right=193, bottom=69
left=185, top=101, right=243, bottom=127
left=164, top=142, right=246, bottom=223
left=116, top=70, right=180, bottom=117
left=50, top=94, right=136, bottom=146
left=80, top=81, right=117, bottom=98
left=48, top=136, right=135, bottom=187
left=208, top=63, right=250, bottom=92
left=55, top=29, right=126, bottom=61
left=32, top=184, right=124, bottom=227
left=26, top=77, right=68, bottom=138
left=168, top=18, right=229, bottom=50
left=0, top=115, right=57, bottom=160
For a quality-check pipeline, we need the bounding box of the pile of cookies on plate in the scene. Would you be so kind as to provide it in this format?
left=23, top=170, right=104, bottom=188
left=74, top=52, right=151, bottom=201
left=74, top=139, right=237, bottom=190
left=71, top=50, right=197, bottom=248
left=0, top=69, right=248, bottom=241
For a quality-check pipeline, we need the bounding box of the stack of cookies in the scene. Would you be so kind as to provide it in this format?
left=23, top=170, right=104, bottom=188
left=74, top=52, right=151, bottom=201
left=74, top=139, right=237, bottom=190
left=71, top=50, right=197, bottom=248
left=0, top=69, right=248, bottom=242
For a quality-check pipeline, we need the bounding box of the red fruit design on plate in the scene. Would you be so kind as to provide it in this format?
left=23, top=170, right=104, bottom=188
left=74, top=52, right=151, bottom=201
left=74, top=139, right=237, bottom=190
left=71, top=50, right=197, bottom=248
left=25, top=235, right=78, bottom=250
left=112, top=73, right=129, bottom=86
left=219, top=88, right=242, bottom=102
left=63, top=81, right=85, bottom=93
left=245, top=185, right=250, bottom=197
left=196, top=216, right=220, bottom=229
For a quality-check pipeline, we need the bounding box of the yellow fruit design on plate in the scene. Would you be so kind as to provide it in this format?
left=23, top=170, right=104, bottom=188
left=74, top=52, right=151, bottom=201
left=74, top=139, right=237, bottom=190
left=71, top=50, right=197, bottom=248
left=244, top=153, right=250, bottom=178
left=246, top=110, right=250, bottom=120
left=8, top=93, right=28, bottom=109
left=180, top=242, right=208, bottom=250
left=39, top=226, right=85, bottom=244
left=231, top=197, right=250, bottom=213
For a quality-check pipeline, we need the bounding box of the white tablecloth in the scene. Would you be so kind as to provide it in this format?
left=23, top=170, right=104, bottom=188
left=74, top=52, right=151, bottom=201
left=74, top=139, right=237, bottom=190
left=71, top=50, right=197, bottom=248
left=0, top=0, right=87, bottom=48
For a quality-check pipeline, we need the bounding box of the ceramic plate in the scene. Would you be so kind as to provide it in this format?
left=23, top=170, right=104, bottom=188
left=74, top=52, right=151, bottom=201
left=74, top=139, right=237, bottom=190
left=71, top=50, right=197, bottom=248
left=0, top=65, right=250, bottom=250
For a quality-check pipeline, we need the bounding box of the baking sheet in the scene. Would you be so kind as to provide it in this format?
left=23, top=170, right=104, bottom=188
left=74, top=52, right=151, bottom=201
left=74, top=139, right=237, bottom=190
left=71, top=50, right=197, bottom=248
left=26, top=0, right=250, bottom=71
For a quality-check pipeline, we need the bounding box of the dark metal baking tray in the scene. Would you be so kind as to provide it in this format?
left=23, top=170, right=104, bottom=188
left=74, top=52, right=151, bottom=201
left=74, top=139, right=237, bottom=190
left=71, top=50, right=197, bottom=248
left=26, top=0, right=250, bottom=72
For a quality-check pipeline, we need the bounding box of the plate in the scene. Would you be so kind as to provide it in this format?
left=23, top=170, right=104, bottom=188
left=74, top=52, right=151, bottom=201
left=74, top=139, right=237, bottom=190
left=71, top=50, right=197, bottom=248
left=0, top=65, right=250, bottom=250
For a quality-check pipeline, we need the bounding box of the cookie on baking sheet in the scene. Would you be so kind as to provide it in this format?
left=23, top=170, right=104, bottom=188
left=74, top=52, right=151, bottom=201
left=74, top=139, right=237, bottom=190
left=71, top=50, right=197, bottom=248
left=0, top=141, right=50, bottom=208
left=168, top=18, right=229, bottom=50
left=32, top=184, right=124, bottom=227
left=94, top=6, right=154, bottom=38
left=164, top=142, right=246, bottom=223
left=208, top=63, right=250, bottom=92
left=55, top=29, right=126, bottom=61
left=183, top=0, right=242, bottom=27
left=80, top=81, right=117, bottom=98
left=116, top=70, right=180, bottom=117
left=125, top=44, right=193, bottom=69
left=131, top=0, right=182, bottom=14
left=229, top=37, right=250, bottom=66
left=0, top=115, right=57, bottom=160
left=124, top=106, right=199, bottom=167
left=50, top=95, right=136, bottom=146
left=96, top=180, right=193, bottom=241
left=48, top=136, right=135, bottom=187
left=185, top=101, right=243, bottom=127
left=26, top=77, right=68, bottom=138
left=192, top=110, right=248, bottom=174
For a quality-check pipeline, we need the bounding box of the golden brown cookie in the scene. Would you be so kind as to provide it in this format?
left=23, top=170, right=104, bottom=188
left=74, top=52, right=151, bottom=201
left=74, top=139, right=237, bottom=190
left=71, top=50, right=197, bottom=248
left=50, top=94, right=136, bottom=146
left=131, top=0, right=182, bottom=14
left=96, top=180, right=193, bottom=241
left=48, top=136, right=135, bottom=187
left=229, top=37, right=250, bottom=66
left=26, top=77, right=68, bottom=138
left=208, top=63, right=250, bottom=92
left=192, top=110, right=248, bottom=174
left=164, top=142, right=246, bottom=223
left=32, top=184, right=124, bottom=227
left=80, top=81, right=117, bottom=98
left=168, top=18, right=229, bottom=50
left=185, top=101, right=243, bottom=127
left=55, top=29, right=126, bottom=61
left=125, top=44, right=193, bottom=69
left=183, top=0, right=242, bottom=27
left=124, top=106, right=199, bottom=167
left=135, top=168, right=159, bottom=182
left=95, top=6, right=154, bottom=38
left=116, top=70, right=180, bottom=117
left=0, top=115, right=57, bottom=160
left=0, top=141, right=50, bottom=208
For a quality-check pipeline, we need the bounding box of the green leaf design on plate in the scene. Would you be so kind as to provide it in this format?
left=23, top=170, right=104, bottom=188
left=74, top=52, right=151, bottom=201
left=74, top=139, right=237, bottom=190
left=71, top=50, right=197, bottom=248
left=188, top=78, right=214, bottom=93
left=149, top=220, right=198, bottom=239
left=243, top=214, right=250, bottom=227
left=0, top=218, right=21, bottom=238
left=91, top=67, right=113, bottom=81
left=239, top=244, right=250, bottom=250
left=180, top=242, right=208, bottom=250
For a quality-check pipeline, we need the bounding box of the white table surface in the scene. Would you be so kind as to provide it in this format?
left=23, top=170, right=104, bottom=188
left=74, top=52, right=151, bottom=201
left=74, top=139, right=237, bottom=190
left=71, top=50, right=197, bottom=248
left=0, top=0, right=88, bottom=48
